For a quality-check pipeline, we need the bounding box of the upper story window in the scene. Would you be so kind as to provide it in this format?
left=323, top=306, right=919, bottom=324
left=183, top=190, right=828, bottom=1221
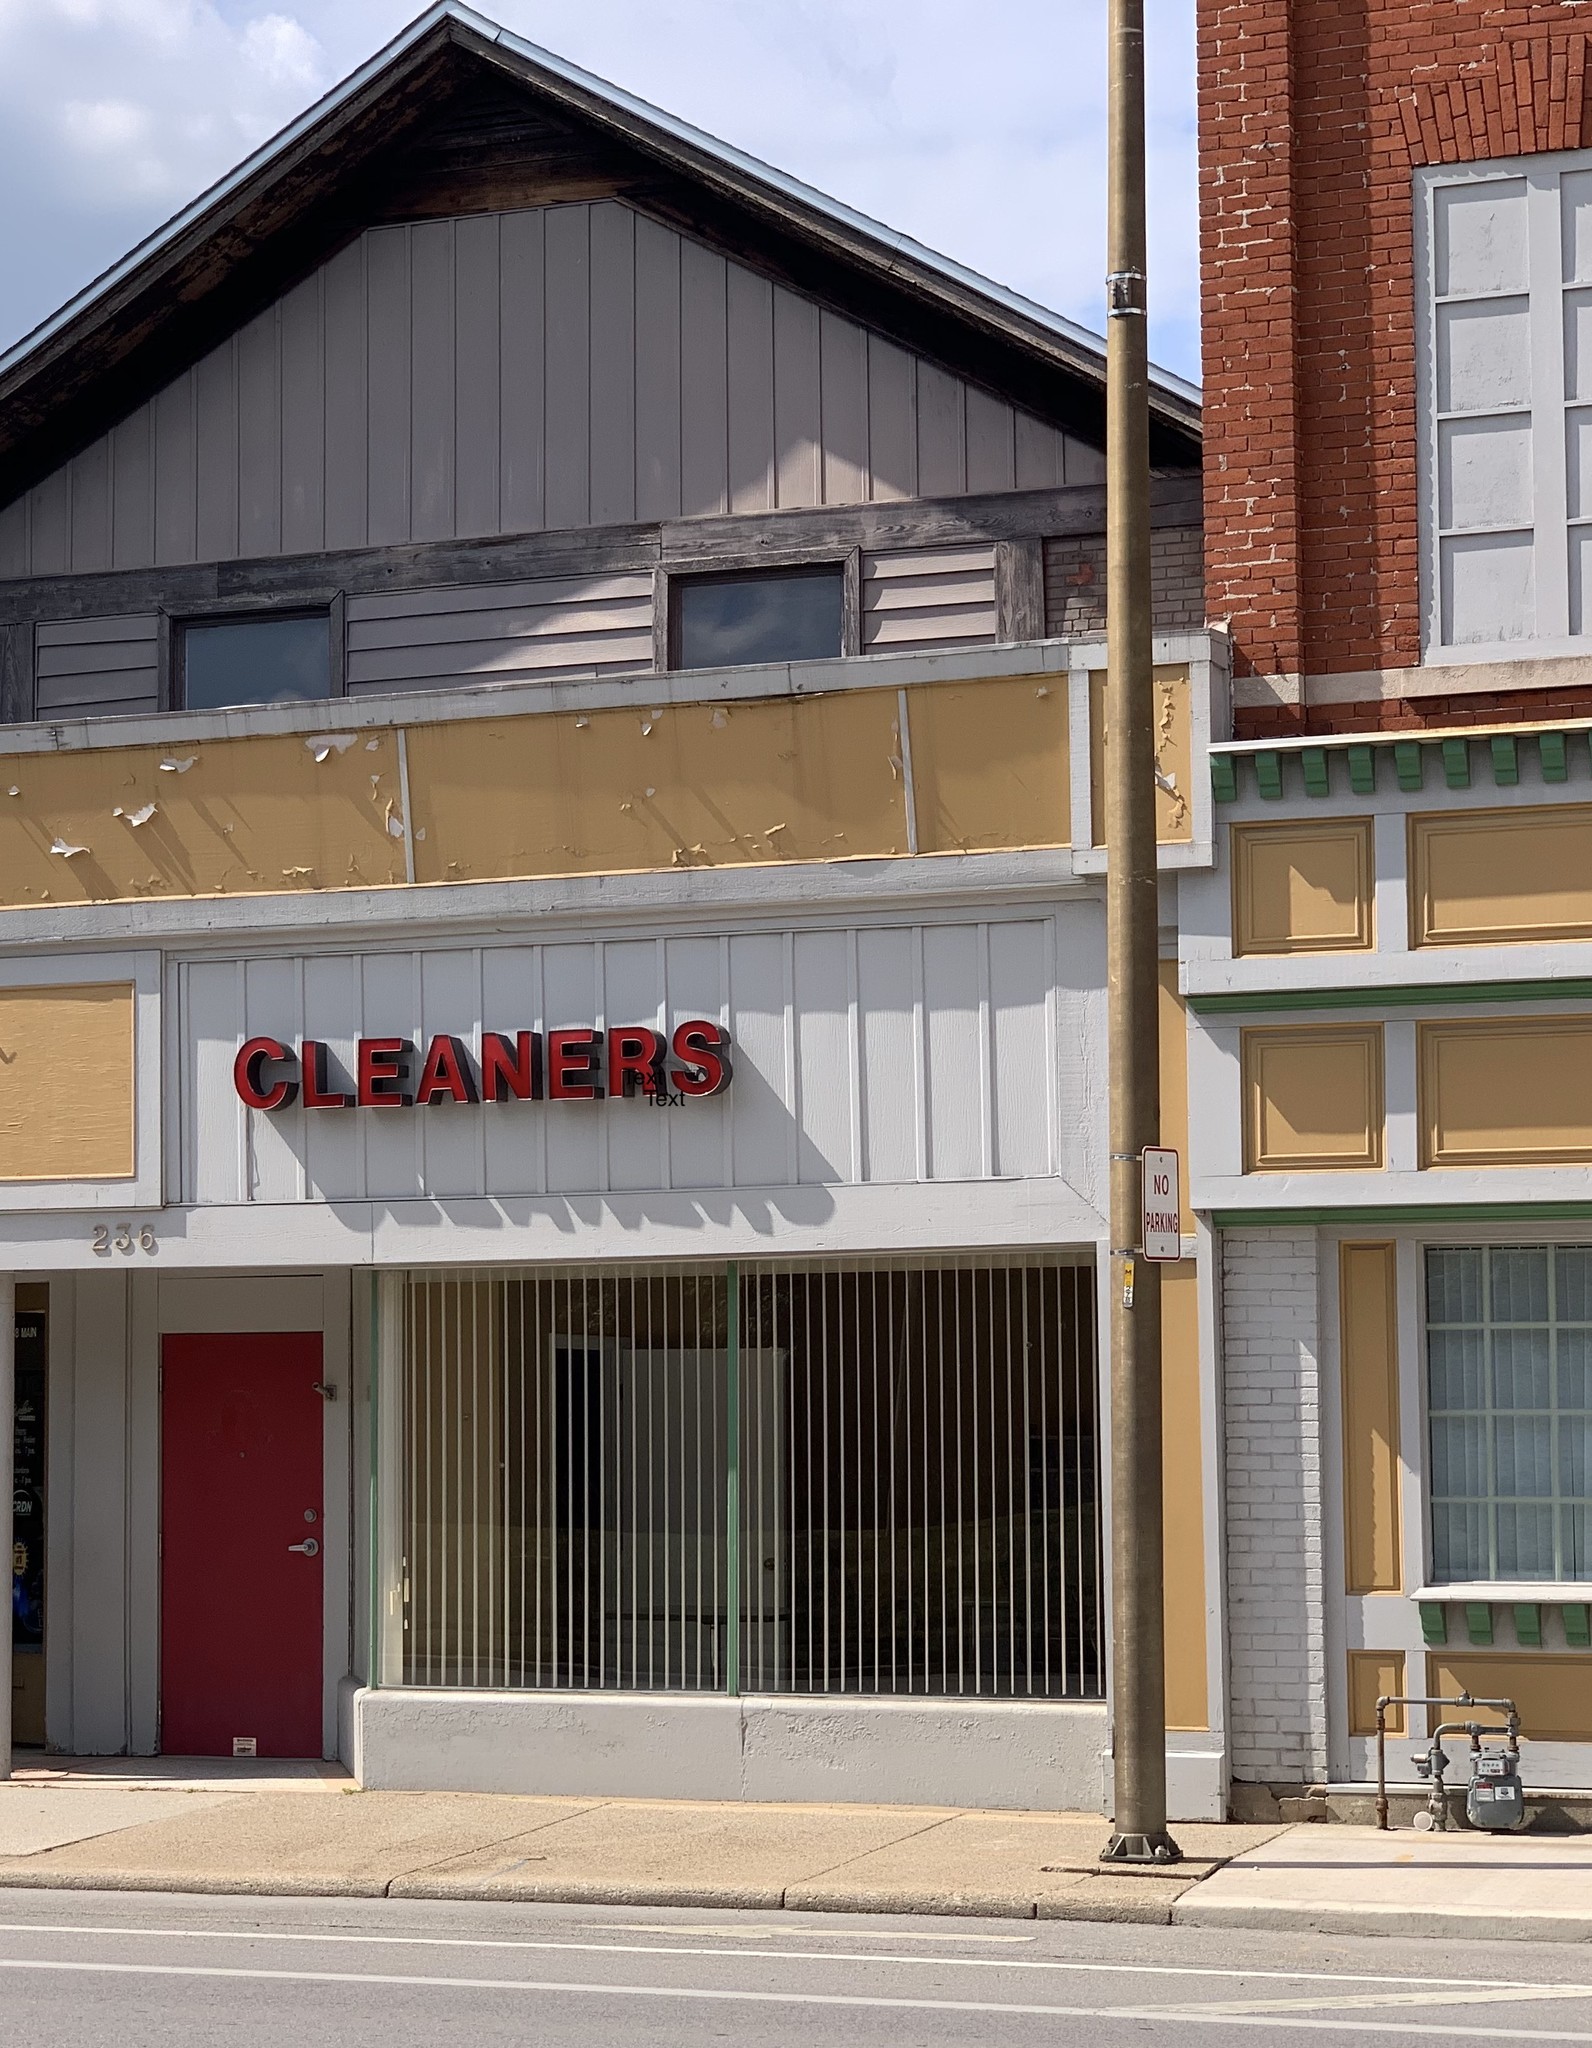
left=673, top=566, right=843, bottom=671
left=1418, top=156, right=1592, bottom=661
left=181, top=614, right=331, bottom=712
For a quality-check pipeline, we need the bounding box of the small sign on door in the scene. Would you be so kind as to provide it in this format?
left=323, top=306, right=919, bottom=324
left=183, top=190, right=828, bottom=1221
left=1141, top=1147, right=1182, bottom=1262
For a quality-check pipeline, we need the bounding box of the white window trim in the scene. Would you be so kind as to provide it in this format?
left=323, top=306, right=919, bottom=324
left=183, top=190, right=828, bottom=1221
left=1415, top=148, right=1592, bottom=664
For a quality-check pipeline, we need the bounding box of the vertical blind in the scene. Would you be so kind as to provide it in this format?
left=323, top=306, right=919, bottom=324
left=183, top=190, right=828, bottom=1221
left=1428, top=1245, right=1592, bottom=1582
left=396, top=1257, right=1101, bottom=1699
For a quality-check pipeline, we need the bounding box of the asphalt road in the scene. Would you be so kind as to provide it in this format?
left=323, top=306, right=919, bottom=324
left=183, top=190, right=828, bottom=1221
left=0, top=1891, right=1591, bottom=2045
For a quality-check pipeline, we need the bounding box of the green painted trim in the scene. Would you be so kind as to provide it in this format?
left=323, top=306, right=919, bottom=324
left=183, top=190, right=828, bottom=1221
left=1542, top=731, right=1569, bottom=783
left=1213, top=1202, right=1592, bottom=1227
left=1347, top=743, right=1376, bottom=795
left=1419, top=1602, right=1448, bottom=1647
left=1256, top=750, right=1284, bottom=800
left=1211, top=754, right=1238, bottom=804
left=1491, top=734, right=1519, bottom=787
left=1465, top=1600, right=1494, bottom=1646
left=1394, top=739, right=1424, bottom=792
left=1565, top=1604, right=1592, bottom=1648
left=1302, top=746, right=1329, bottom=797
left=1442, top=736, right=1471, bottom=789
left=1192, top=976, right=1592, bottom=1017
left=724, top=1260, right=741, bottom=1700
left=1513, top=1602, right=1543, bottom=1647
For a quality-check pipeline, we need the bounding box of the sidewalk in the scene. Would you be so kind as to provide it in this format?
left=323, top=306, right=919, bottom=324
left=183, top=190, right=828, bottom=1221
left=2, top=1762, right=1590, bottom=1937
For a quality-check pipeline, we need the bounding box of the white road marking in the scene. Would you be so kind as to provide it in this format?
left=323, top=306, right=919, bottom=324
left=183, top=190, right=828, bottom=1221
left=0, top=1919, right=1573, bottom=1997
left=1182, top=1988, right=1592, bottom=2018
left=586, top=1920, right=1035, bottom=1943
left=0, top=1954, right=1587, bottom=2038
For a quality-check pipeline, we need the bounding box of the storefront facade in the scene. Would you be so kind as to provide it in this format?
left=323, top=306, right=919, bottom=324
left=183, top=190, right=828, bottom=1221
left=1197, top=0, right=1592, bottom=1809
left=0, top=6, right=1227, bottom=1814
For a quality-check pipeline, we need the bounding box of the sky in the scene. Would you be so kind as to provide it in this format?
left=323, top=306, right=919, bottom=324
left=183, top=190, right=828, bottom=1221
left=0, top=0, right=1201, bottom=385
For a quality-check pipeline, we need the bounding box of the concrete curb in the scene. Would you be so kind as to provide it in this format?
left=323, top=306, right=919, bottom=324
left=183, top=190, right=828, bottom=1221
left=390, top=1877, right=786, bottom=1910
left=0, top=1869, right=391, bottom=1897
left=1173, top=1896, right=1592, bottom=1944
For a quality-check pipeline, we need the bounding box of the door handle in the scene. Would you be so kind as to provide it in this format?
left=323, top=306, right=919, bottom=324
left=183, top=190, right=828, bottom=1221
left=288, top=1538, right=320, bottom=1557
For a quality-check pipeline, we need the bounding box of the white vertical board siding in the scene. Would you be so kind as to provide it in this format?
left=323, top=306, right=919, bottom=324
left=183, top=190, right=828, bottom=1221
left=178, top=914, right=1077, bottom=1206
left=2, top=203, right=1100, bottom=577
left=34, top=615, right=159, bottom=718
left=344, top=572, right=653, bottom=696
left=861, top=546, right=998, bottom=652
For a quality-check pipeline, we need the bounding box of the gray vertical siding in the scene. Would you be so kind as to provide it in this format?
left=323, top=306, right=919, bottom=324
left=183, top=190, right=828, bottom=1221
left=0, top=202, right=1103, bottom=580
left=34, top=615, right=160, bottom=718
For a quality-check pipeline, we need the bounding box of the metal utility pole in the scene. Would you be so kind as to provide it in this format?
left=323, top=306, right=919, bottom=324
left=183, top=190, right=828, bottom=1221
left=1099, top=0, right=1179, bottom=1865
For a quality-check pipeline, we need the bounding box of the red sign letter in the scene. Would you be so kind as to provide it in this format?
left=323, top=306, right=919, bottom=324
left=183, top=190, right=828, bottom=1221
left=300, top=1040, right=354, bottom=1108
left=548, top=1028, right=604, bottom=1099
left=357, top=1037, right=413, bottom=1108
left=671, top=1019, right=732, bottom=1096
left=416, top=1034, right=479, bottom=1106
left=234, top=1037, right=298, bottom=1112
left=480, top=1030, right=541, bottom=1102
left=608, top=1025, right=666, bottom=1098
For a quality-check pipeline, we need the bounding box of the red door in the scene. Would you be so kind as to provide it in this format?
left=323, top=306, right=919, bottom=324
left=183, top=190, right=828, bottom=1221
left=160, top=1333, right=324, bottom=1758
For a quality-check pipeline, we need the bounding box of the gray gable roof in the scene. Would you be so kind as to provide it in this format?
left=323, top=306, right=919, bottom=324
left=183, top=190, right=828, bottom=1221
left=0, top=2, right=1199, bottom=505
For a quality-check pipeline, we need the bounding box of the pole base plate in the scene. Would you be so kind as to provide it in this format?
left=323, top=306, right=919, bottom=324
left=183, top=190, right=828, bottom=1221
left=1100, top=1829, right=1183, bottom=1865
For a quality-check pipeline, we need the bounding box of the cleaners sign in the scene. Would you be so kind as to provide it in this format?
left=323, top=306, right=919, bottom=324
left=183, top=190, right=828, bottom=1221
left=234, top=1021, right=732, bottom=1113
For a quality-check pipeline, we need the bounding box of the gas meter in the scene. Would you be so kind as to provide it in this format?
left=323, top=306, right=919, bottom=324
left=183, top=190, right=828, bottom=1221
left=1466, top=1744, right=1526, bottom=1833
left=1373, top=1691, right=1526, bottom=1832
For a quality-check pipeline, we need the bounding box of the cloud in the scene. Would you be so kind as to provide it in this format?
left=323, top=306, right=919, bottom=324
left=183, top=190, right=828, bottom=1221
left=240, top=13, right=323, bottom=91
left=0, top=0, right=1201, bottom=382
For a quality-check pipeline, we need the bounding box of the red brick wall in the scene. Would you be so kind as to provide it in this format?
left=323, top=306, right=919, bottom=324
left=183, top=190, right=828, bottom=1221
left=1199, top=1, right=1592, bottom=690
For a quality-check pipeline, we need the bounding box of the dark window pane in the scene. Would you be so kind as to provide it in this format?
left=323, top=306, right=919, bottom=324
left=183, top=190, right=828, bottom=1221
left=183, top=616, right=330, bottom=710
left=676, top=568, right=842, bottom=670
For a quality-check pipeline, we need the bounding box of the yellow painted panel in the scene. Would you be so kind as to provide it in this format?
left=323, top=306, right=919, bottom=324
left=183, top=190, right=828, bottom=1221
left=1428, top=1653, right=1592, bottom=1742
left=1158, top=962, right=1194, bottom=1233
left=0, top=983, right=134, bottom=1181
left=407, top=691, right=907, bottom=883
left=1161, top=1263, right=1209, bottom=1731
left=1411, top=806, right=1592, bottom=946
left=11, top=1654, right=44, bottom=1748
left=1232, top=818, right=1374, bottom=956
left=906, top=676, right=1068, bottom=852
left=1340, top=1243, right=1402, bottom=1594
left=1242, top=1025, right=1385, bottom=1172
left=1089, top=665, right=1195, bottom=846
left=0, top=732, right=407, bottom=906
left=1420, top=1017, right=1592, bottom=1166
left=1348, top=1650, right=1406, bottom=1736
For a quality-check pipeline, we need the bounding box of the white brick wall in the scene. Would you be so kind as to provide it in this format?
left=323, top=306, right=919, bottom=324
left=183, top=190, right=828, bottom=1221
left=1221, top=1231, right=1329, bottom=1787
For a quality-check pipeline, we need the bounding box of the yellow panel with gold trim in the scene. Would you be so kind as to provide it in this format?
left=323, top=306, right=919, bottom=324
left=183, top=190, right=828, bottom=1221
left=1411, top=806, right=1592, bottom=946
left=1242, top=1025, right=1385, bottom=1172
left=0, top=731, right=407, bottom=907
left=1088, top=665, right=1194, bottom=845
left=1231, top=818, right=1374, bottom=956
left=1348, top=1650, right=1406, bottom=1736
left=1420, top=1017, right=1592, bottom=1166
left=1428, top=1653, right=1592, bottom=1741
left=0, top=983, right=135, bottom=1181
left=406, top=690, right=908, bottom=883
left=1340, top=1242, right=1402, bottom=1595
left=906, top=677, right=1068, bottom=853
